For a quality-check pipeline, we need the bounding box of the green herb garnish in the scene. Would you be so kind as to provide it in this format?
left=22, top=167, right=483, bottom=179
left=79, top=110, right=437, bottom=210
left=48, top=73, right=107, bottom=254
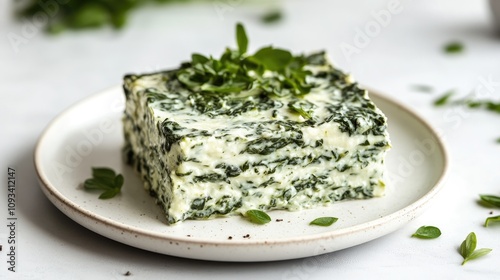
left=309, top=217, right=338, bottom=227
left=245, top=210, right=271, bottom=224
left=410, top=85, right=434, bottom=93
left=496, top=137, right=500, bottom=144
left=433, top=90, right=455, bottom=106
left=444, top=42, right=464, bottom=54
left=176, top=23, right=313, bottom=99
left=485, top=215, right=500, bottom=227
left=459, top=232, right=492, bottom=265
left=16, top=0, right=189, bottom=33
left=411, top=226, right=441, bottom=239
left=261, top=10, right=283, bottom=24
left=479, top=194, right=500, bottom=208
left=84, top=167, right=124, bottom=199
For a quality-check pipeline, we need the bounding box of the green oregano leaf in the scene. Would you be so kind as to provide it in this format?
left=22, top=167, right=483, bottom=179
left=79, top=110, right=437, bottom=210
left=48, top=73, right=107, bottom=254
left=261, top=10, right=283, bottom=24
left=485, top=215, right=500, bottom=227
left=309, top=217, right=338, bottom=227
left=84, top=167, right=124, bottom=199
left=464, top=248, right=492, bottom=264
left=410, top=84, right=434, bottom=93
left=459, top=232, right=492, bottom=265
left=246, top=210, right=271, bottom=224
left=479, top=194, right=500, bottom=208
left=192, top=53, right=209, bottom=65
left=433, top=90, right=454, bottom=106
left=251, top=46, right=293, bottom=71
left=411, top=226, right=441, bottom=239
left=236, top=22, right=248, bottom=55
left=444, top=41, right=464, bottom=54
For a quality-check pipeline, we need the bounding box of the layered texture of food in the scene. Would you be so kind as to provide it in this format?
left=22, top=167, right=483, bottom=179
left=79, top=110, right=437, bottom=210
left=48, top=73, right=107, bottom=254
left=122, top=25, right=390, bottom=224
left=122, top=52, right=390, bottom=224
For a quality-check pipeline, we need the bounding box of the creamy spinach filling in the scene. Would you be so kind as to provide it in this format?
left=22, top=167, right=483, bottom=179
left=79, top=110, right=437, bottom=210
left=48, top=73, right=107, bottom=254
left=123, top=52, right=390, bottom=224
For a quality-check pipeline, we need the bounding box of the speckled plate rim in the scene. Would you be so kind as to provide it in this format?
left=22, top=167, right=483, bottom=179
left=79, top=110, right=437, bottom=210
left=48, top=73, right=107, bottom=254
left=34, top=86, right=449, bottom=261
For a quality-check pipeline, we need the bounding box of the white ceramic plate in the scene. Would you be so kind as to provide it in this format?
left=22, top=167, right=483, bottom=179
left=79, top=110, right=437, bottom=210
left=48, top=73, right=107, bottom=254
left=34, top=86, right=448, bottom=262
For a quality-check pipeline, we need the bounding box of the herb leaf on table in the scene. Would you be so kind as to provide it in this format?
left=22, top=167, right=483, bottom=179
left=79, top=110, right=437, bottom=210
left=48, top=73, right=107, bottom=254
left=411, top=226, right=441, bottom=239
left=459, top=232, right=492, bottom=265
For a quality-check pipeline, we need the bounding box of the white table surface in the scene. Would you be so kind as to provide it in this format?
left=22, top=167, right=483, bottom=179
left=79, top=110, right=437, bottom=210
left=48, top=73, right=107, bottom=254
left=1, top=0, right=500, bottom=279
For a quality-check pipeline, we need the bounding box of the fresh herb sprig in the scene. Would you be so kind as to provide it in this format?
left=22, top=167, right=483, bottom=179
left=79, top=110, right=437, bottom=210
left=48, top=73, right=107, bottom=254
left=411, top=226, right=441, bottom=239
left=176, top=23, right=313, bottom=99
left=84, top=167, right=124, bottom=199
left=459, top=232, right=492, bottom=265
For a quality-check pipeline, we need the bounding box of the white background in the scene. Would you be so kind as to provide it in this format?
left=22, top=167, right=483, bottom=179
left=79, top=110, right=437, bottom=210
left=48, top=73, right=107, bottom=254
left=1, top=0, right=500, bottom=279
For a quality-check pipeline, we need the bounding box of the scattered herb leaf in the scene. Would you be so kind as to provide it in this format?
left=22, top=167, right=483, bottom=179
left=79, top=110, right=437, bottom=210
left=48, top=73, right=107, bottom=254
left=16, top=0, right=184, bottom=33
left=459, top=232, right=492, bottom=265
left=246, top=210, right=271, bottom=224
left=84, top=167, right=124, bottom=199
left=309, top=217, right=338, bottom=227
left=496, top=137, right=500, bottom=144
left=444, top=41, right=464, bottom=54
left=485, top=215, right=500, bottom=227
left=410, top=85, right=434, bottom=93
left=479, top=194, right=500, bottom=208
left=261, top=10, right=283, bottom=24
left=433, top=90, right=455, bottom=106
left=411, top=226, right=441, bottom=239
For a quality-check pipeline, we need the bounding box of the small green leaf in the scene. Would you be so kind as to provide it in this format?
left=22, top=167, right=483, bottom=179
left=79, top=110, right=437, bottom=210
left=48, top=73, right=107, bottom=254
left=461, top=232, right=477, bottom=258
left=261, top=10, right=283, bottom=24
left=485, top=215, right=500, bottom=227
left=459, top=232, right=492, bottom=265
left=252, top=47, right=293, bottom=71
left=411, top=226, right=441, bottom=239
left=433, top=90, right=454, bottom=106
left=192, top=53, right=209, bottom=65
left=236, top=23, right=248, bottom=55
left=83, top=167, right=123, bottom=199
left=246, top=210, right=271, bottom=224
left=410, top=84, right=434, bottom=93
left=496, top=137, right=500, bottom=144
left=479, top=194, right=500, bottom=208
left=69, top=4, right=110, bottom=28
left=99, top=188, right=121, bottom=199
left=310, top=217, right=338, bottom=227
left=444, top=41, right=464, bottom=54
left=114, top=174, right=124, bottom=189
left=462, top=248, right=492, bottom=265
